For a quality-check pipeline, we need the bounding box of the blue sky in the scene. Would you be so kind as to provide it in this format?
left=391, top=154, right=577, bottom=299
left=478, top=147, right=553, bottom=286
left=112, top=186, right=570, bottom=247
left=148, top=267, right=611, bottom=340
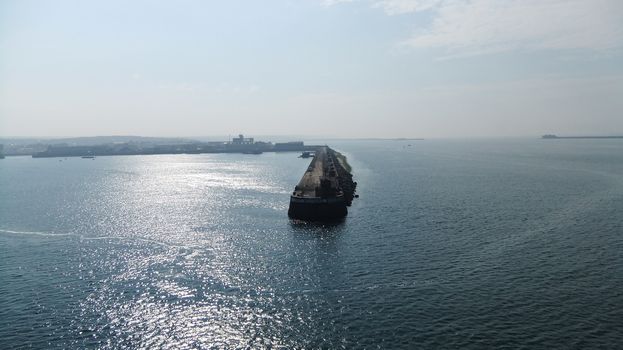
left=1, top=0, right=622, bottom=138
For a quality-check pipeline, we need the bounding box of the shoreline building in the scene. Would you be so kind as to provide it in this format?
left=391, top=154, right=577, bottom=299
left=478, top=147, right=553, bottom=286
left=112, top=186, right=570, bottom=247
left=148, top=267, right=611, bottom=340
left=231, top=134, right=254, bottom=145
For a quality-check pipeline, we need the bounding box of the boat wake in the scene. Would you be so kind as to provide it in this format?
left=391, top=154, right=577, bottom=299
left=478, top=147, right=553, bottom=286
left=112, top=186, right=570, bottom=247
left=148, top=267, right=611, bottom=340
left=0, top=228, right=74, bottom=237
left=0, top=228, right=201, bottom=251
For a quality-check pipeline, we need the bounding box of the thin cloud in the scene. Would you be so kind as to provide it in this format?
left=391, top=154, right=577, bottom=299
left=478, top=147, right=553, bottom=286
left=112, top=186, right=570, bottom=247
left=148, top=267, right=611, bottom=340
left=405, top=0, right=623, bottom=54
left=322, top=0, right=356, bottom=6
left=327, top=0, right=623, bottom=55
left=373, top=0, right=443, bottom=15
left=324, top=0, right=442, bottom=13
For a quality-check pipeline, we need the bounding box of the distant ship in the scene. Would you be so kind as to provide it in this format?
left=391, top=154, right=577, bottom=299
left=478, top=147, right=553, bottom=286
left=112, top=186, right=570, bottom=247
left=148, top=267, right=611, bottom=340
left=81, top=156, right=95, bottom=159
left=542, top=134, right=623, bottom=139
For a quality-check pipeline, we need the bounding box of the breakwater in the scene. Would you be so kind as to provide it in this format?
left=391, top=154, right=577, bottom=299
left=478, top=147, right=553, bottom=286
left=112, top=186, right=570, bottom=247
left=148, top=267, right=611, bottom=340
left=288, top=146, right=357, bottom=221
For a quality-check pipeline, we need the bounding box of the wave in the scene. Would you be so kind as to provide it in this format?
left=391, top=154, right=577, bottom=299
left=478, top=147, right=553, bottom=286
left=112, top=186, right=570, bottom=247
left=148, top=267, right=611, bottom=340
left=79, top=235, right=200, bottom=250
left=1, top=228, right=201, bottom=251
left=0, top=229, right=74, bottom=237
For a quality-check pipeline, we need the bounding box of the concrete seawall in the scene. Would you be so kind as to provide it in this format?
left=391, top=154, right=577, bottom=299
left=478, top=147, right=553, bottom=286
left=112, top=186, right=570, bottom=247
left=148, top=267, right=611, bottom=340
left=288, top=146, right=357, bottom=221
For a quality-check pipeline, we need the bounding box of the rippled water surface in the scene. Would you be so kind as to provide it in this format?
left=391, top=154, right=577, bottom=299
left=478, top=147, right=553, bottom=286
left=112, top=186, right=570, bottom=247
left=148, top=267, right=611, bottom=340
left=1, top=140, right=622, bottom=349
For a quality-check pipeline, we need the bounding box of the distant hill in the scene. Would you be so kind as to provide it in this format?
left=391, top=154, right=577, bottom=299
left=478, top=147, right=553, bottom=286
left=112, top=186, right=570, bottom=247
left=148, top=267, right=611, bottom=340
left=0, top=136, right=201, bottom=156
left=0, top=136, right=198, bottom=146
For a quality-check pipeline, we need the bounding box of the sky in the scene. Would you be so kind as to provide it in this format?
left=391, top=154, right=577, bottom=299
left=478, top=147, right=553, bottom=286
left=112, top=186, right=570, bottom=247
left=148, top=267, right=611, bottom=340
left=0, top=0, right=622, bottom=138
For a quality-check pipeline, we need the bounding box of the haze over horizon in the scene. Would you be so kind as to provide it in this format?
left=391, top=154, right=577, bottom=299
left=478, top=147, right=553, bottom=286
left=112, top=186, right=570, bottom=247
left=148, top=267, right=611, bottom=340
left=1, top=0, right=622, bottom=138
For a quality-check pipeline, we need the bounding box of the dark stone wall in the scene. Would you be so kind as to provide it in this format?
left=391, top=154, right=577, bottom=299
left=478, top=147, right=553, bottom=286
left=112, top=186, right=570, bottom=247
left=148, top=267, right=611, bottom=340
left=288, top=200, right=347, bottom=221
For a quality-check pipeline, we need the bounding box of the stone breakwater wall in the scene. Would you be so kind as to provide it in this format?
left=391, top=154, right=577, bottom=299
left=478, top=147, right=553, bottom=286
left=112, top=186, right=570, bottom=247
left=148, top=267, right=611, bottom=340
left=288, top=147, right=357, bottom=221
left=328, top=149, right=357, bottom=206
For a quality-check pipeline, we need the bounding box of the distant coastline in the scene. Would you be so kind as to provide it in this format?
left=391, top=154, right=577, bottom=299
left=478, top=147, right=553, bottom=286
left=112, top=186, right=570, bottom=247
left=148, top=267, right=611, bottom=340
left=0, top=136, right=425, bottom=157
left=1, top=135, right=317, bottom=158
left=542, top=134, right=623, bottom=139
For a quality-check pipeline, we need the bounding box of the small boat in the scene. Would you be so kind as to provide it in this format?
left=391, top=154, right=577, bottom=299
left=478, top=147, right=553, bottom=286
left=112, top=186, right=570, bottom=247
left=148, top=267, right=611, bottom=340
left=242, top=150, right=263, bottom=155
left=299, top=151, right=313, bottom=158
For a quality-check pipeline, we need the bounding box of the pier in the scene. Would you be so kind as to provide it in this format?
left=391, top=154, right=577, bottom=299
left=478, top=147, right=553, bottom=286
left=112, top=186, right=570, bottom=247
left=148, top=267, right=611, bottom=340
left=288, top=146, right=357, bottom=221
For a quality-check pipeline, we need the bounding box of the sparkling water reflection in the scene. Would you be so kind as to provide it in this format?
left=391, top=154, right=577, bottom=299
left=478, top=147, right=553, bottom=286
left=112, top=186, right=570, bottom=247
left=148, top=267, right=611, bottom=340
left=1, top=141, right=622, bottom=348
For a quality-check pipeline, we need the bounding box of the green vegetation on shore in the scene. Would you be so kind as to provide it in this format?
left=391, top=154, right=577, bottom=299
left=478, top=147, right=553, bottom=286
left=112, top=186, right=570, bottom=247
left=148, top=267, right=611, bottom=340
left=334, top=150, right=352, bottom=173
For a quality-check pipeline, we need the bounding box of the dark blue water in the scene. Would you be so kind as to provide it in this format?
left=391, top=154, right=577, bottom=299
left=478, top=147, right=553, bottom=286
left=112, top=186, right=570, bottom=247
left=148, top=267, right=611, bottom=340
left=1, top=139, right=622, bottom=349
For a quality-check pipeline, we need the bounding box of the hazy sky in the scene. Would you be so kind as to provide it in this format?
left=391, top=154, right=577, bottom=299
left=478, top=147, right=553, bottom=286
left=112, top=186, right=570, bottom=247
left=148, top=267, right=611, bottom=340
left=1, top=0, right=622, bottom=138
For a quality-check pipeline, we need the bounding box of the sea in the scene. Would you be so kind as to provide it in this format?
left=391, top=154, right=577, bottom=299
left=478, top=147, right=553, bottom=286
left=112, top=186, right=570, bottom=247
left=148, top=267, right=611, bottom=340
left=1, top=139, right=622, bottom=349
